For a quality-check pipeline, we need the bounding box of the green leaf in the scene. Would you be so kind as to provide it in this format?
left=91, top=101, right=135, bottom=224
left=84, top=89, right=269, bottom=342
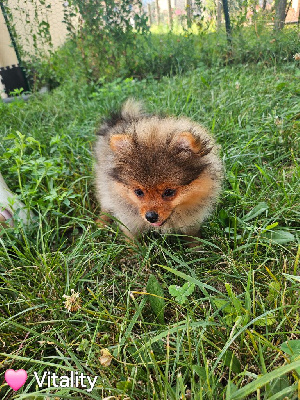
left=262, top=222, right=279, bottom=232
left=146, top=275, right=165, bottom=324
left=157, top=263, right=222, bottom=296
left=261, top=229, right=295, bottom=244
left=276, top=82, right=288, bottom=91
left=283, top=273, right=300, bottom=283
left=268, top=375, right=291, bottom=399
left=280, top=340, right=300, bottom=375
left=266, top=281, right=281, bottom=302
left=116, top=379, right=133, bottom=391
left=76, top=338, right=90, bottom=352
left=254, top=313, right=276, bottom=327
left=242, top=202, right=268, bottom=222
left=226, top=380, right=238, bottom=399
left=230, top=359, right=300, bottom=399
left=222, top=350, right=241, bottom=374
left=200, top=75, right=210, bottom=87
left=213, top=298, right=237, bottom=326
left=169, top=282, right=195, bottom=305
left=214, top=298, right=231, bottom=311
left=192, top=365, right=207, bottom=379
left=268, top=381, right=297, bottom=400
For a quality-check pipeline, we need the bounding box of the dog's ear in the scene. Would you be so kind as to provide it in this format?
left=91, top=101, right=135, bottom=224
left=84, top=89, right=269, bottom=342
left=173, top=132, right=201, bottom=153
left=110, top=134, right=133, bottom=153
left=173, top=132, right=212, bottom=156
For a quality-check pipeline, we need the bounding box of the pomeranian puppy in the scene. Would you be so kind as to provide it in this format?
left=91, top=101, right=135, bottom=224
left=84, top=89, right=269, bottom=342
left=94, top=99, right=223, bottom=240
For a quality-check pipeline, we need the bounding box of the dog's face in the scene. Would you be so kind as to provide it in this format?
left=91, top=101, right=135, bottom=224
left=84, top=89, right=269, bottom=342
left=113, top=175, right=215, bottom=227
left=135, top=185, right=177, bottom=226
left=109, top=128, right=213, bottom=227
left=113, top=181, right=179, bottom=226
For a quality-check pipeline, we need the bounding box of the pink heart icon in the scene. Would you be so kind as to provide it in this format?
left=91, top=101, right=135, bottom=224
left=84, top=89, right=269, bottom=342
left=5, top=369, right=27, bottom=391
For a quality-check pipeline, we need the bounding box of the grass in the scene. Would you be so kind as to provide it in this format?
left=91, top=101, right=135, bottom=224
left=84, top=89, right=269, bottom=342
left=0, top=58, right=299, bottom=398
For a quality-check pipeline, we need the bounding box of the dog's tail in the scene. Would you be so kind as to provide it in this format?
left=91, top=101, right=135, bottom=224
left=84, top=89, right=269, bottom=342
left=121, top=98, right=145, bottom=121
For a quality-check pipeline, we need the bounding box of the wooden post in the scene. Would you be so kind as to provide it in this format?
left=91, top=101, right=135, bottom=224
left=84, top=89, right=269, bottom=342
left=155, top=0, right=160, bottom=25
left=168, top=0, right=173, bottom=28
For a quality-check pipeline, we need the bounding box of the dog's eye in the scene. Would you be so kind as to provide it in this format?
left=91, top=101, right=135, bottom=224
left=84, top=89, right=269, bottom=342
left=134, top=189, right=144, bottom=197
left=162, top=189, right=176, bottom=199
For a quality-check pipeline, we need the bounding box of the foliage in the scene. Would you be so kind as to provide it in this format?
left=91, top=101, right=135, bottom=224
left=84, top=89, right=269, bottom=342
left=169, top=282, right=195, bottom=305
left=1, top=130, right=81, bottom=214
left=146, top=274, right=165, bottom=324
left=3, top=0, right=299, bottom=87
left=67, top=0, right=149, bottom=83
left=281, top=339, right=300, bottom=376
left=26, top=25, right=299, bottom=88
left=198, top=25, right=300, bottom=66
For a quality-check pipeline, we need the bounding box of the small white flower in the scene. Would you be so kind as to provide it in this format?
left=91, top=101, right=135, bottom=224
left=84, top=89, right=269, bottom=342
left=63, top=289, right=82, bottom=312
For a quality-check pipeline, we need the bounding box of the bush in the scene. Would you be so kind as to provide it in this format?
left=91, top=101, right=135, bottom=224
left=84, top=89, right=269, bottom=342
left=25, top=24, right=300, bottom=89
left=199, top=26, right=300, bottom=66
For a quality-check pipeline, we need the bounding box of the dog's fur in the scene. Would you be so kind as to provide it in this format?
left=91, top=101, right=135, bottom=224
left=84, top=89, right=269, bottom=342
left=94, top=99, right=223, bottom=239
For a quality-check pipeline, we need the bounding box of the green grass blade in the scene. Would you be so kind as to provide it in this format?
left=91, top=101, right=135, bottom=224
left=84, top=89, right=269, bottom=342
left=230, top=360, right=300, bottom=399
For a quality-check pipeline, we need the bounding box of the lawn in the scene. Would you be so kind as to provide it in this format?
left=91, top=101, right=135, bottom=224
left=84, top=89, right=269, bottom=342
left=0, top=60, right=299, bottom=399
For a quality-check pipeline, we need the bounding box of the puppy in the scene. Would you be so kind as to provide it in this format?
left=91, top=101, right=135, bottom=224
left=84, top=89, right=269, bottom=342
left=94, top=99, right=223, bottom=240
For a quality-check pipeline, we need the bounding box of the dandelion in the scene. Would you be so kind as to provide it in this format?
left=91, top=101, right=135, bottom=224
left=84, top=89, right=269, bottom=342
left=293, top=53, right=300, bottom=61
left=63, top=289, right=82, bottom=312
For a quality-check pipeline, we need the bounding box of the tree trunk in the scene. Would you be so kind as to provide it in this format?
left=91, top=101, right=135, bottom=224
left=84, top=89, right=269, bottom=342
left=222, top=0, right=232, bottom=43
left=155, top=0, right=160, bottom=25
left=147, top=3, right=152, bottom=26
left=262, top=0, right=267, bottom=10
left=217, top=0, right=222, bottom=29
left=274, top=0, right=287, bottom=30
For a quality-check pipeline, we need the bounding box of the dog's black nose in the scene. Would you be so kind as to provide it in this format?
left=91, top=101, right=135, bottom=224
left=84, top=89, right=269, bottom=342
left=145, top=211, right=159, bottom=223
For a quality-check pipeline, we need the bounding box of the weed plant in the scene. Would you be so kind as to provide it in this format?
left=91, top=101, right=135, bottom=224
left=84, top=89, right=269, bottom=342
left=0, top=54, right=300, bottom=398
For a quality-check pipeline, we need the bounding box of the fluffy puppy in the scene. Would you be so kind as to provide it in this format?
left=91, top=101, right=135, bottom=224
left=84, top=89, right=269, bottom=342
left=94, top=99, right=223, bottom=240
